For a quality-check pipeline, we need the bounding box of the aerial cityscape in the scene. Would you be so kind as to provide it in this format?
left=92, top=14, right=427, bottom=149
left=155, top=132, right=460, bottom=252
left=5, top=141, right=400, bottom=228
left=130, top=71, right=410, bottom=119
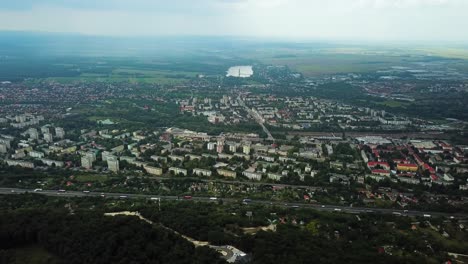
left=1, top=0, right=468, bottom=263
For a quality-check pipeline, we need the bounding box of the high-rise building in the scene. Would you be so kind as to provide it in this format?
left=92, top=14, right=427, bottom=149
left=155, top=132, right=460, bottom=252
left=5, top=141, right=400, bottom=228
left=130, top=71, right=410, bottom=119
left=0, top=139, right=11, bottom=149
left=29, top=128, right=39, bottom=140
left=216, top=140, right=224, bottom=154
left=15, top=115, right=27, bottom=123
left=55, top=127, right=65, bottom=139
left=41, top=126, right=50, bottom=134
left=0, top=143, right=7, bottom=153
left=107, top=156, right=120, bottom=172
left=101, top=151, right=112, bottom=162
left=81, top=153, right=94, bottom=169
left=243, top=145, right=251, bottom=155
left=43, top=133, right=53, bottom=143
left=229, top=143, right=238, bottom=153
left=207, top=142, right=216, bottom=151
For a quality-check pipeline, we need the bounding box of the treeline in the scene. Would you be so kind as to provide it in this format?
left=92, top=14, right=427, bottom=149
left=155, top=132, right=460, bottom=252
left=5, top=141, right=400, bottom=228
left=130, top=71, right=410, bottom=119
left=0, top=209, right=225, bottom=264
left=313, top=82, right=468, bottom=122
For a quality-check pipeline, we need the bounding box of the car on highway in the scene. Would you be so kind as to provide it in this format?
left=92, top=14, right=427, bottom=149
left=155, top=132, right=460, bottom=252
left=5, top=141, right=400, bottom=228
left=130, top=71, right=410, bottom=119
left=119, top=195, right=128, bottom=199
left=209, top=197, right=217, bottom=200
left=183, top=195, right=192, bottom=200
left=83, top=190, right=90, bottom=193
left=150, top=197, right=159, bottom=200
left=58, top=189, right=66, bottom=193
left=34, top=189, right=43, bottom=192
left=333, top=208, right=342, bottom=212
left=242, top=198, right=251, bottom=204
left=423, top=214, right=431, bottom=218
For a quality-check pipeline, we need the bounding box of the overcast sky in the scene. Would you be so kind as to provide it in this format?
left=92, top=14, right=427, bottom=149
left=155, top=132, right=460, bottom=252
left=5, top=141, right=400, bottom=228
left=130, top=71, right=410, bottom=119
left=0, top=0, right=467, bottom=42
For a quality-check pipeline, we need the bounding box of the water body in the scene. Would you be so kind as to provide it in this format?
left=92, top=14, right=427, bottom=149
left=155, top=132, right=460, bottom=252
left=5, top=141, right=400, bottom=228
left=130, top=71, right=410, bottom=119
left=226, top=66, right=253, bottom=78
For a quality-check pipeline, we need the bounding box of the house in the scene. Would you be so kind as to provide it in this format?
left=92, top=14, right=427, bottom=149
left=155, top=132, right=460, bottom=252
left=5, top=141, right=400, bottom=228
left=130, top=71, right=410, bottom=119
left=193, top=168, right=212, bottom=177
left=372, top=169, right=391, bottom=177
left=217, top=169, right=237, bottom=178
left=329, top=174, right=350, bottom=185
left=150, top=155, right=167, bottom=163
left=5, top=159, right=34, bottom=169
left=186, top=154, right=202, bottom=161
left=443, top=173, right=454, bottom=182
left=423, top=163, right=436, bottom=174
left=256, top=155, right=275, bottom=162
left=40, top=159, right=64, bottom=167
left=243, top=170, right=262, bottom=181
left=397, top=163, right=418, bottom=172
left=330, top=161, right=344, bottom=170
left=365, top=174, right=388, bottom=182
left=267, top=173, right=283, bottom=181
left=28, top=150, right=44, bottom=158
left=144, top=165, right=163, bottom=176
left=367, top=161, right=390, bottom=170
left=218, top=153, right=234, bottom=160
left=169, top=167, right=187, bottom=176
left=168, top=155, right=184, bottom=162
left=398, top=175, right=420, bottom=185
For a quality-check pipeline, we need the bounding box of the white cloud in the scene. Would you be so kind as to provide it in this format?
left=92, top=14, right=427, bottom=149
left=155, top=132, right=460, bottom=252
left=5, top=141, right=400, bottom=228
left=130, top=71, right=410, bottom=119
left=0, top=0, right=467, bottom=42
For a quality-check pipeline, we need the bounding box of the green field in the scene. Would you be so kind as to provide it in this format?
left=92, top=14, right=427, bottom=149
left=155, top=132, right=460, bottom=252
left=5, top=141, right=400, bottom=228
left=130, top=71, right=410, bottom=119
left=250, top=50, right=413, bottom=76
left=75, top=174, right=109, bottom=183
left=247, top=46, right=468, bottom=76
left=376, top=100, right=412, bottom=108
left=46, top=66, right=200, bottom=84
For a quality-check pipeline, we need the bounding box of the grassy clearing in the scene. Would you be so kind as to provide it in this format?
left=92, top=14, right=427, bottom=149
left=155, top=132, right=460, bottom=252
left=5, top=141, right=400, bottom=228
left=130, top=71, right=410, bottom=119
left=75, top=174, right=109, bottom=183
left=376, top=100, right=411, bottom=108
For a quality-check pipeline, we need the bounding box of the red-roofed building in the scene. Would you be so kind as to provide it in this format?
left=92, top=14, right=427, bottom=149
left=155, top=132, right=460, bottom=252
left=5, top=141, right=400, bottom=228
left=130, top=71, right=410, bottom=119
left=439, top=142, right=452, bottom=151
left=423, top=163, right=436, bottom=174
left=372, top=149, right=381, bottom=160
left=413, top=154, right=424, bottom=166
left=180, top=105, right=195, bottom=112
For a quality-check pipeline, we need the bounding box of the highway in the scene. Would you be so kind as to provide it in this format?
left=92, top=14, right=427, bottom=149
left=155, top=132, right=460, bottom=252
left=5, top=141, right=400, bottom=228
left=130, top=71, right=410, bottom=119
left=1, top=187, right=466, bottom=220
left=144, top=175, right=323, bottom=191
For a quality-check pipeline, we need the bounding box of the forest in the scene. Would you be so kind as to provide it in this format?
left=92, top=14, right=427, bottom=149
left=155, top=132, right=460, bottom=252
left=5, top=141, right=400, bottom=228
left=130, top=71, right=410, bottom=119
left=1, top=194, right=468, bottom=264
left=0, top=209, right=225, bottom=264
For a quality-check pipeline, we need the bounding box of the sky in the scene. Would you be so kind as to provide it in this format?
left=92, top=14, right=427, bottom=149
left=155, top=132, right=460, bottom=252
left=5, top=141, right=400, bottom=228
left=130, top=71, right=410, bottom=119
left=0, top=0, right=467, bottom=43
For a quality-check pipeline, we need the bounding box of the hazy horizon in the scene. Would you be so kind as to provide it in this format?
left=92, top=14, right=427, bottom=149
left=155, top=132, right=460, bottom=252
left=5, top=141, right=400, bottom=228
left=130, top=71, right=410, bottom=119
left=0, top=0, right=468, bottom=44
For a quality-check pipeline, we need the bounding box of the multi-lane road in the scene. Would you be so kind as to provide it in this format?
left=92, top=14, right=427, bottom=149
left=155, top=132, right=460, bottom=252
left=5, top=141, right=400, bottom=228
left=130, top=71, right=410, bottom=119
left=1, top=187, right=466, bottom=220
left=237, top=96, right=275, bottom=141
